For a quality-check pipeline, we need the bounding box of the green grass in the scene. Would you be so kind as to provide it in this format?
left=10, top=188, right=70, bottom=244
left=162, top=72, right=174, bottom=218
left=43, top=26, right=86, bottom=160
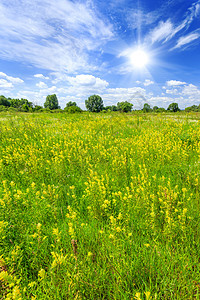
left=0, top=111, right=200, bottom=299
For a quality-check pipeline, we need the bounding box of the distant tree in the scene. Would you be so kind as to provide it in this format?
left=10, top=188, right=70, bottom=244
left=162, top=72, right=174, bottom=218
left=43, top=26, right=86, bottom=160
left=65, top=101, right=77, bottom=108
left=0, top=95, right=10, bottom=107
left=85, top=95, right=104, bottom=112
left=153, top=106, right=159, bottom=112
left=9, top=98, right=33, bottom=111
left=44, top=94, right=59, bottom=110
left=167, top=103, right=180, bottom=112
left=185, top=105, right=199, bottom=112
left=20, top=99, right=33, bottom=109
left=21, top=104, right=29, bottom=112
left=105, top=105, right=118, bottom=111
left=111, top=105, right=118, bottom=111
left=117, top=101, right=133, bottom=112
left=143, top=103, right=152, bottom=112
left=9, top=99, right=21, bottom=109
left=191, top=105, right=199, bottom=111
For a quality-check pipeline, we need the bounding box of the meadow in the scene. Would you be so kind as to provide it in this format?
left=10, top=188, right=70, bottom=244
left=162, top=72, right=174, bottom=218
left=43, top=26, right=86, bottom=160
left=1, top=112, right=200, bottom=299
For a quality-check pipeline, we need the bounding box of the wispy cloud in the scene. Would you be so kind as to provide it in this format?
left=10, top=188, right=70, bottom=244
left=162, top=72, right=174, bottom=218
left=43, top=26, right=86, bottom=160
left=172, top=31, right=200, bottom=49
left=126, top=9, right=159, bottom=30
left=148, top=20, right=173, bottom=44
left=34, top=74, right=49, bottom=80
left=187, top=0, right=200, bottom=23
left=145, top=0, right=200, bottom=46
left=0, top=0, right=113, bottom=73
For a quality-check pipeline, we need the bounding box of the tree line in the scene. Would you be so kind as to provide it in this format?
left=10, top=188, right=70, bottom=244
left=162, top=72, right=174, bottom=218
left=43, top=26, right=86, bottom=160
left=0, top=94, right=199, bottom=113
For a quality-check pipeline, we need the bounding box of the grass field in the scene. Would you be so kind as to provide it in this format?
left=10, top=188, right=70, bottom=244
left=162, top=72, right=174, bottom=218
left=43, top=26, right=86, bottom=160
left=1, top=112, right=200, bottom=299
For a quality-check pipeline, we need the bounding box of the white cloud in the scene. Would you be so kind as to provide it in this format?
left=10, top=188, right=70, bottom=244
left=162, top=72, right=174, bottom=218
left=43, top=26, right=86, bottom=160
left=106, top=87, right=146, bottom=94
left=149, top=96, right=174, bottom=106
left=0, top=72, right=23, bottom=83
left=148, top=20, right=173, bottom=44
left=126, top=9, right=159, bottom=30
left=36, top=81, right=48, bottom=89
left=102, top=87, right=148, bottom=109
left=182, top=84, right=200, bottom=97
left=194, top=3, right=200, bottom=17
left=0, top=79, right=13, bottom=88
left=188, top=0, right=200, bottom=21
left=173, top=31, right=200, bottom=49
left=166, top=89, right=178, bottom=95
left=34, top=74, right=49, bottom=80
left=67, top=75, right=109, bottom=89
left=144, top=79, right=154, bottom=86
left=166, top=80, right=186, bottom=86
left=145, top=1, right=200, bottom=47
left=40, top=86, right=57, bottom=94
left=0, top=0, right=113, bottom=73
left=161, top=83, right=200, bottom=108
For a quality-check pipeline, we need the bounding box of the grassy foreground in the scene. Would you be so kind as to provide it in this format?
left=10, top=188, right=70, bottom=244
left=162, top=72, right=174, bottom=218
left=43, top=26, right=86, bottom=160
left=1, top=112, right=200, bottom=299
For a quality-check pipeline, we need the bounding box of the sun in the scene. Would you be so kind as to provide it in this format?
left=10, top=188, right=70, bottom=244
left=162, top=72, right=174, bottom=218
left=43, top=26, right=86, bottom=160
left=130, top=49, right=149, bottom=68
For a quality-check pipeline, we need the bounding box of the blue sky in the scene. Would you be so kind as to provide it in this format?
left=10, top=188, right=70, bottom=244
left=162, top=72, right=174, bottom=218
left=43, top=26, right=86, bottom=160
left=0, top=0, right=200, bottom=109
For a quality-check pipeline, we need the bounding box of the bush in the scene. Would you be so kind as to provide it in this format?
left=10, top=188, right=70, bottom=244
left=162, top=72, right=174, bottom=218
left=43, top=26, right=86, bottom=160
left=33, top=105, right=43, bottom=112
left=156, top=108, right=166, bottom=113
left=65, top=106, right=82, bottom=113
left=0, top=105, right=8, bottom=112
left=8, top=107, right=18, bottom=112
left=52, top=109, right=63, bottom=113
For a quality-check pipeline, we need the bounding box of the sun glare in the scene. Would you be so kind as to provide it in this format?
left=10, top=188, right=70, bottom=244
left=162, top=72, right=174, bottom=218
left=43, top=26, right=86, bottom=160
left=130, top=49, right=149, bottom=68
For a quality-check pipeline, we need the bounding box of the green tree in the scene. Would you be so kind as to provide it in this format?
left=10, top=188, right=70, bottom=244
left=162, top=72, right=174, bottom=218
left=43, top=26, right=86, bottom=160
left=185, top=105, right=199, bottom=112
left=0, top=95, right=10, bottom=107
left=65, top=101, right=77, bottom=108
left=44, top=94, right=59, bottom=110
left=117, top=101, right=133, bottom=112
left=153, top=106, right=159, bottom=112
left=85, top=95, right=104, bottom=112
left=167, top=103, right=180, bottom=112
left=9, top=99, right=21, bottom=109
left=143, top=103, right=151, bottom=112
left=21, top=103, right=30, bottom=112
left=9, top=98, right=33, bottom=111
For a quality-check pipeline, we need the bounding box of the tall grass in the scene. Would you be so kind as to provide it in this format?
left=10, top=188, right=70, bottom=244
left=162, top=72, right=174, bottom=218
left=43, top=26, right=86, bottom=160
left=0, top=112, right=200, bottom=299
